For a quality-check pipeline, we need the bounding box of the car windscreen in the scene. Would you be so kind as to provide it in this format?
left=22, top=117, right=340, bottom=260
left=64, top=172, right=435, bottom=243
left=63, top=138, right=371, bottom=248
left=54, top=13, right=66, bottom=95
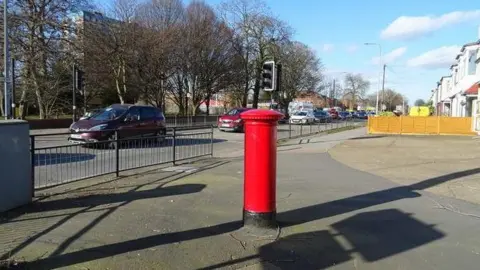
left=314, top=112, right=326, bottom=116
left=227, top=109, right=245, bottom=115
left=294, top=112, right=307, bottom=116
left=90, top=107, right=127, bottom=121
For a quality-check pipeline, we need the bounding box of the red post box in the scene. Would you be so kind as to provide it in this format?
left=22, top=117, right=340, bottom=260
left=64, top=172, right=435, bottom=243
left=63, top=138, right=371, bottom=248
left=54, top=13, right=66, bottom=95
left=240, top=109, right=284, bottom=228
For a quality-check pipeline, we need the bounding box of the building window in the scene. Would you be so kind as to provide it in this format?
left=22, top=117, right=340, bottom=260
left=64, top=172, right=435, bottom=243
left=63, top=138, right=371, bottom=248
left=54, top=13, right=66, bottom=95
left=468, top=50, right=477, bottom=75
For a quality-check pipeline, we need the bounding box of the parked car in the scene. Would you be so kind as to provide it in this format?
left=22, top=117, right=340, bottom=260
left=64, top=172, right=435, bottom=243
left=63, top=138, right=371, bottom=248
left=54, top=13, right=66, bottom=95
left=354, top=111, right=368, bottom=119
left=328, top=109, right=339, bottom=120
left=68, top=104, right=167, bottom=148
left=289, top=111, right=315, bottom=125
left=79, top=108, right=102, bottom=120
left=338, top=111, right=353, bottom=120
left=314, top=111, right=332, bottom=123
left=218, top=108, right=252, bottom=132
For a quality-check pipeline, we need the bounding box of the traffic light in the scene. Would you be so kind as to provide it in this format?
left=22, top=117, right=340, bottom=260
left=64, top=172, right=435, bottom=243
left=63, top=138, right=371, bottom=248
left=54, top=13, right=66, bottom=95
left=262, top=61, right=276, bottom=91
left=75, top=68, right=85, bottom=90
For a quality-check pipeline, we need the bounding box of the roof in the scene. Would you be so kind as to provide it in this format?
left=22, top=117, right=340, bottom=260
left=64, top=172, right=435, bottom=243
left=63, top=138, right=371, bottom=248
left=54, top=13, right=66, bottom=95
left=460, top=40, right=480, bottom=52
left=450, top=64, right=458, bottom=69
left=464, top=81, right=480, bottom=96
left=455, top=40, right=480, bottom=60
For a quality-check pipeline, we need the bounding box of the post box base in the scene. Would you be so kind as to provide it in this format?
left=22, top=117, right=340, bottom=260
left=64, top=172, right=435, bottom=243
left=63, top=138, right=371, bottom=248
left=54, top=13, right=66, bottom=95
left=243, top=209, right=277, bottom=229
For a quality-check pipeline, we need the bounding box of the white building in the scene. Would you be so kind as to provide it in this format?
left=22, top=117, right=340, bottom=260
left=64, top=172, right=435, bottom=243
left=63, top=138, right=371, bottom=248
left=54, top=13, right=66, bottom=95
left=431, top=40, right=480, bottom=120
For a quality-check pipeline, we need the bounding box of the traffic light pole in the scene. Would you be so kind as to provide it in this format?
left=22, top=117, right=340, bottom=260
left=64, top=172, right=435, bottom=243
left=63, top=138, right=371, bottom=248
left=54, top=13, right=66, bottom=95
left=72, top=64, right=77, bottom=122
left=11, top=58, right=15, bottom=119
left=3, top=0, right=11, bottom=119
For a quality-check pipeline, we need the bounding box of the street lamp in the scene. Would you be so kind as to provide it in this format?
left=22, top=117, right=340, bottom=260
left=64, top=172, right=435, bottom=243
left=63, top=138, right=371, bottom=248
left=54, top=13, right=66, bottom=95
left=364, top=42, right=382, bottom=114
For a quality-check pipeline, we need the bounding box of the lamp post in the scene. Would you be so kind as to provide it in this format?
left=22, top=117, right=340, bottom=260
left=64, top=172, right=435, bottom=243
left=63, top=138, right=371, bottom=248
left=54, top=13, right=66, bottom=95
left=364, top=42, right=382, bottom=114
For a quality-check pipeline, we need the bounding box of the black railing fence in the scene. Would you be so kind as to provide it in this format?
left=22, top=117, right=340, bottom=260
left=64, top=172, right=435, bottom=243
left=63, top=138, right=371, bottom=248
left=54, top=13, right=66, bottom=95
left=31, top=126, right=214, bottom=190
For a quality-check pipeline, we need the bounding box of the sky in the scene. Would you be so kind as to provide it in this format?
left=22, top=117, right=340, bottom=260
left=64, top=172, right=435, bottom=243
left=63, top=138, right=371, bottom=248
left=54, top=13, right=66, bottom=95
left=98, top=0, right=480, bottom=104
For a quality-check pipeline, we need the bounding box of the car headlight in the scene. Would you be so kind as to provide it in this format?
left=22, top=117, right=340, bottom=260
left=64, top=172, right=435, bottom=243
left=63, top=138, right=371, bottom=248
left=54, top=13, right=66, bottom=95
left=234, top=119, right=242, bottom=123
left=89, top=124, right=108, bottom=131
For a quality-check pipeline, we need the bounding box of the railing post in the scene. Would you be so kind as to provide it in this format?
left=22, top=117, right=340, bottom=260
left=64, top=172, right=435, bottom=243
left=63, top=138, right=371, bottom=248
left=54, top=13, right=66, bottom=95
left=174, top=115, right=177, bottom=127
left=300, top=124, right=303, bottom=136
left=30, top=135, right=35, bottom=197
left=210, top=125, right=214, bottom=156
left=309, top=122, right=312, bottom=134
left=115, top=130, right=119, bottom=177
left=172, top=127, right=177, bottom=165
left=289, top=122, right=292, bottom=138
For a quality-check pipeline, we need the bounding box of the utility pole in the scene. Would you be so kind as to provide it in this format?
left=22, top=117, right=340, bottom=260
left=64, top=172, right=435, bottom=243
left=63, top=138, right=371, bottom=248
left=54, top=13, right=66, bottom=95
left=3, top=0, right=10, bottom=119
left=332, top=79, right=336, bottom=107
left=381, top=64, right=386, bottom=111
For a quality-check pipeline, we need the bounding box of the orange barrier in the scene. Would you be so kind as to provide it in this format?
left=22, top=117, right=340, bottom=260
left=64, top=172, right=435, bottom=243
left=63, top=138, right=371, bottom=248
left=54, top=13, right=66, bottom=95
left=367, top=116, right=476, bottom=136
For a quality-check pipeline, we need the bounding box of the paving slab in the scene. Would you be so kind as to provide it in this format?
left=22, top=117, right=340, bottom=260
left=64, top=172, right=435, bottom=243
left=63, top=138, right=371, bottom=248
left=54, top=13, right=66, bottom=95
left=329, top=134, right=480, bottom=204
left=1, top=128, right=480, bottom=269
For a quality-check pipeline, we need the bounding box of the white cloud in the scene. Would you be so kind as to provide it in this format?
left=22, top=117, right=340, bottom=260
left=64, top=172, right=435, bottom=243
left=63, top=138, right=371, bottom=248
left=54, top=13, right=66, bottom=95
left=371, top=47, right=407, bottom=65
left=322, top=43, right=334, bottom=52
left=346, top=44, right=358, bottom=53
left=406, top=46, right=461, bottom=69
left=381, top=10, right=480, bottom=40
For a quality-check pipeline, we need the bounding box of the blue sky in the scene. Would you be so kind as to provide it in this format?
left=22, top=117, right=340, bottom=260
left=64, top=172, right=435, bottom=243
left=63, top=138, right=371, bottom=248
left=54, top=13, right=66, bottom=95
left=99, top=0, right=480, bottom=103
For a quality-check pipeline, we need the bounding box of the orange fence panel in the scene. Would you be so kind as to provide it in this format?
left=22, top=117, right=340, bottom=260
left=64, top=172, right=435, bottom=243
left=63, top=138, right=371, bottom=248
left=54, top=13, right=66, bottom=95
left=367, top=116, right=476, bottom=136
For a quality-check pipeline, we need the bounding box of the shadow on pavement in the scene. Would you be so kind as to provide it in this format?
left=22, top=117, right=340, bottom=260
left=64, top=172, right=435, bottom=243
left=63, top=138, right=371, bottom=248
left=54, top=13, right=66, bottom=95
left=262, top=209, right=443, bottom=269
left=0, top=184, right=206, bottom=263
left=12, top=167, right=478, bottom=269
left=26, top=184, right=206, bottom=213
left=34, top=153, right=96, bottom=166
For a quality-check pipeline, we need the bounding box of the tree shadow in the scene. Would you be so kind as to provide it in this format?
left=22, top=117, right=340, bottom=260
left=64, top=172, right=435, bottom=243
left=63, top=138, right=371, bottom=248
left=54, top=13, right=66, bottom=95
left=34, top=153, right=96, bottom=166
left=9, top=168, right=480, bottom=269
left=29, top=183, right=206, bottom=213
left=0, top=183, right=206, bottom=262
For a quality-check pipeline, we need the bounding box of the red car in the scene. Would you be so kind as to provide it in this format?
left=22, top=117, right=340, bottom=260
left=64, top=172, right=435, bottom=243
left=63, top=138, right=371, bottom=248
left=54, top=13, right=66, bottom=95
left=218, top=108, right=253, bottom=132
left=328, top=109, right=339, bottom=120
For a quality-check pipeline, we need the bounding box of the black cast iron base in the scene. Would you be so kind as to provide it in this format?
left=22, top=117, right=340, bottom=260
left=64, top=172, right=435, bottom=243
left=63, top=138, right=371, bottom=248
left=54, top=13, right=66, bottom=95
left=243, top=209, right=277, bottom=229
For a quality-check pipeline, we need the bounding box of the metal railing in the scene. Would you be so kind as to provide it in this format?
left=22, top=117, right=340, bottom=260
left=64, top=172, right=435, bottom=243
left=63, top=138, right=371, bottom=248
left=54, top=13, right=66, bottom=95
left=277, top=117, right=366, bottom=141
left=165, top=115, right=219, bottom=127
left=31, top=126, right=214, bottom=190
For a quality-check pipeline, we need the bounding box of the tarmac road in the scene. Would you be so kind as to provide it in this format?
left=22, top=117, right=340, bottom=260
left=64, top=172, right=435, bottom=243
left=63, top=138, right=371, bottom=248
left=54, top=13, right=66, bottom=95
left=32, top=120, right=364, bottom=189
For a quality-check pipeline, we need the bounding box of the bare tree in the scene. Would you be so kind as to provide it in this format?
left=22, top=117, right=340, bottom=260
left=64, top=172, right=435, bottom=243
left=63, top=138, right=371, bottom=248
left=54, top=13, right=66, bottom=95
left=133, top=0, right=185, bottom=109
left=84, top=0, right=141, bottom=104
left=277, top=41, right=322, bottom=114
left=219, top=0, right=291, bottom=108
left=342, top=73, right=370, bottom=110
left=167, top=1, right=240, bottom=115
left=218, top=0, right=267, bottom=107
left=6, top=0, right=92, bottom=119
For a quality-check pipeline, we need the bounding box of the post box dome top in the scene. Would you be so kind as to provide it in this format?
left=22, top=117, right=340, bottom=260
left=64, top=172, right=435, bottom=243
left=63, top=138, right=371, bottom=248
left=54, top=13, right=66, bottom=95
left=240, top=109, right=284, bottom=121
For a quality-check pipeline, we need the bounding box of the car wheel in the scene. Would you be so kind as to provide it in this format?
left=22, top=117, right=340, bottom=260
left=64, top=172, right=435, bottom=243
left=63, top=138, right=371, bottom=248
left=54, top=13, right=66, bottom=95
left=102, top=134, right=116, bottom=150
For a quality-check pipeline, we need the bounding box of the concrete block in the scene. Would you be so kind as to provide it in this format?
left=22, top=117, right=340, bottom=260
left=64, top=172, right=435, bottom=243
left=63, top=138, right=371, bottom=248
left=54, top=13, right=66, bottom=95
left=0, top=120, right=31, bottom=212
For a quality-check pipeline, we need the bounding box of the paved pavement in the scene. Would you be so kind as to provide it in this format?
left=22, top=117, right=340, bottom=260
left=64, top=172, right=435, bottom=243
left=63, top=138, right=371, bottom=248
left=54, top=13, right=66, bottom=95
left=2, top=127, right=480, bottom=269
left=32, top=121, right=363, bottom=189
left=329, top=134, right=480, bottom=204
